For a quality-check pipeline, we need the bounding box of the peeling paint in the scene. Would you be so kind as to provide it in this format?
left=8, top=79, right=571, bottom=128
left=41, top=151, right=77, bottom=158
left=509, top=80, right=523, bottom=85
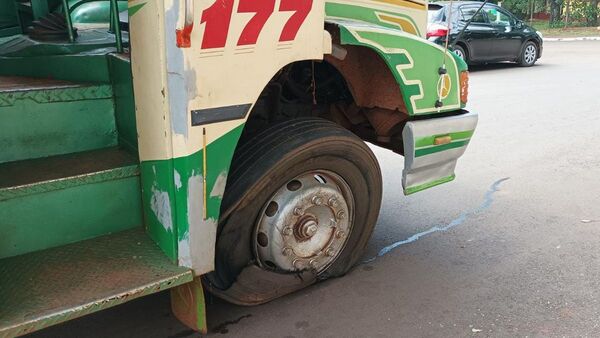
left=150, top=186, right=173, bottom=232
left=178, top=231, right=192, bottom=268
left=187, top=174, right=218, bottom=274
left=210, top=172, right=228, bottom=198
left=165, top=1, right=189, bottom=138
left=174, top=170, right=182, bottom=190
left=185, top=64, right=198, bottom=99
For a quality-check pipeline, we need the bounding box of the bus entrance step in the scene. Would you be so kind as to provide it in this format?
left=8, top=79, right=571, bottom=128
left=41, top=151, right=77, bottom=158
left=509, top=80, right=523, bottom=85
left=0, top=228, right=193, bottom=338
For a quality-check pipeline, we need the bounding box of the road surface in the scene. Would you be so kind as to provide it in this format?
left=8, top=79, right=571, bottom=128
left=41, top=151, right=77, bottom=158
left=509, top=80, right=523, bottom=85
left=30, top=41, right=600, bottom=338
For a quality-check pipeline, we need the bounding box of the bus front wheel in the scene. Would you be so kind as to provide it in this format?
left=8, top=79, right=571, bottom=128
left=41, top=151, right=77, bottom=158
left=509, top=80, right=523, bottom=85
left=205, top=118, right=382, bottom=305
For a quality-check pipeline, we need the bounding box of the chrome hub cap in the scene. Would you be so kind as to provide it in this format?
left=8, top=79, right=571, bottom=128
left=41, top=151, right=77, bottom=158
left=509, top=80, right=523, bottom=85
left=254, top=171, right=354, bottom=273
left=524, top=45, right=536, bottom=64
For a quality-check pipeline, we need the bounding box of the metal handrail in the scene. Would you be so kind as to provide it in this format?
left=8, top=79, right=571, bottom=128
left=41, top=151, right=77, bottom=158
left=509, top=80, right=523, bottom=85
left=109, top=0, right=123, bottom=52
left=61, top=0, right=75, bottom=42
left=61, top=0, right=123, bottom=52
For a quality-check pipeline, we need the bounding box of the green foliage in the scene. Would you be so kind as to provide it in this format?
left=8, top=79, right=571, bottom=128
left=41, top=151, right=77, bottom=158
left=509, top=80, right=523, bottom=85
left=500, top=0, right=548, bottom=19
left=431, top=0, right=598, bottom=26
left=577, top=0, right=599, bottom=25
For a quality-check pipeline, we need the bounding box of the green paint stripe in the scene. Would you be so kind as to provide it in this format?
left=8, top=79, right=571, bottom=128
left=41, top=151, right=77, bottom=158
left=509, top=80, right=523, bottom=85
left=405, top=174, right=455, bottom=195
left=0, top=164, right=139, bottom=201
left=414, top=140, right=469, bottom=157
left=415, top=130, right=474, bottom=148
left=128, top=3, right=146, bottom=17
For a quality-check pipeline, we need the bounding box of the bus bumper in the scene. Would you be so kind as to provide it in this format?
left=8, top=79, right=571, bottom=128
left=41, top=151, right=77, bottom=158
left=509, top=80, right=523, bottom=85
left=402, top=110, right=478, bottom=195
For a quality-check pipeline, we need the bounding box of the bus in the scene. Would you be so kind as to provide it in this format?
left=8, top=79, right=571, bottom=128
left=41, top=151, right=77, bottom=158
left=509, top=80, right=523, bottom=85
left=0, top=0, right=476, bottom=335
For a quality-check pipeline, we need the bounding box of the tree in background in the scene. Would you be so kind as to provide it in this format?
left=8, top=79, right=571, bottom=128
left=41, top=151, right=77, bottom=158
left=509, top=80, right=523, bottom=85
left=549, top=0, right=563, bottom=24
left=500, top=0, right=547, bottom=19
left=588, top=0, right=598, bottom=26
left=435, top=0, right=598, bottom=27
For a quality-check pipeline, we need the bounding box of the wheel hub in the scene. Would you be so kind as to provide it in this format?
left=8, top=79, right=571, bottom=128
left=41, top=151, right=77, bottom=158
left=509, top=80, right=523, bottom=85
left=254, top=171, right=354, bottom=273
left=294, top=217, right=319, bottom=241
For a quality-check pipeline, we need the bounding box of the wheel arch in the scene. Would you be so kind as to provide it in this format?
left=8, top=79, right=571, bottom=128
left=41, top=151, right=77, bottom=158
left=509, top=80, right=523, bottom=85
left=455, top=40, right=470, bottom=59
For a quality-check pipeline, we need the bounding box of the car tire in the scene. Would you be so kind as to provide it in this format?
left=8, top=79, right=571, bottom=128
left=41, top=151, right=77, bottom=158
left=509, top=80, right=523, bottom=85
left=453, top=45, right=468, bottom=64
left=205, top=118, right=383, bottom=304
left=518, top=41, right=538, bottom=67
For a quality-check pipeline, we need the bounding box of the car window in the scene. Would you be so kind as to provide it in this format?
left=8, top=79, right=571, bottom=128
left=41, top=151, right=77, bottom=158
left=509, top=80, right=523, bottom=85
left=484, top=6, right=513, bottom=26
left=428, top=8, right=446, bottom=23
left=460, top=6, right=488, bottom=24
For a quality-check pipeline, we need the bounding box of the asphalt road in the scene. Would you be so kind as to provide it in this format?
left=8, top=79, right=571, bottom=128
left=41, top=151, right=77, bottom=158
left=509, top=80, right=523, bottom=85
left=30, top=41, right=600, bottom=338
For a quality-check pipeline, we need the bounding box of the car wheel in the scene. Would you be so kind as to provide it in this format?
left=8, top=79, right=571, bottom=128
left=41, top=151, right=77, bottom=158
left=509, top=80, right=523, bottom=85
left=519, top=41, right=538, bottom=67
left=205, top=118, right=383, bottom=305
left=452, top=45, right=468, bottom=63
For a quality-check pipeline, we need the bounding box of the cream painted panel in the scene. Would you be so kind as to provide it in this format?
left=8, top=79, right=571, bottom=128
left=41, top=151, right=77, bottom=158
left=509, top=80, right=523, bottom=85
left=129, top=0, right=174, bottom=161
left=163, top=0, right=328, bottom=159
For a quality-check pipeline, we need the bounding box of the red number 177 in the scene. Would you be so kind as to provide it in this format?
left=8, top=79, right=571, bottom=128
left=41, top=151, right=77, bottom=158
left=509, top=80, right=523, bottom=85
left=200, top=0, right=313, bottom=50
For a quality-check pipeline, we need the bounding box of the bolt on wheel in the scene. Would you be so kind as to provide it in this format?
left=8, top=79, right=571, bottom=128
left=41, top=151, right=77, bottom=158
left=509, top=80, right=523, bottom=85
left=254, top=170, right=354, bottom=273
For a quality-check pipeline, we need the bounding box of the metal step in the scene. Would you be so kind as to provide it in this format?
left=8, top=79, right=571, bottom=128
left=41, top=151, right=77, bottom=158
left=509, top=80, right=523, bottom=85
left=0, top=76, right=116, bottom=164
left=0, top=146, right=138, bottom=201
left=0, top=76, right=83, bottom=93
left=0, top=228, right=193, bottom=338
left=0, top=147, right=143, bottom=259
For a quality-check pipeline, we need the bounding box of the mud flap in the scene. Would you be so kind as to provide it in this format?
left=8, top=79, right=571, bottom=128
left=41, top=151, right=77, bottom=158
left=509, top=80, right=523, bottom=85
left=402, top=111, right=478, bottom=195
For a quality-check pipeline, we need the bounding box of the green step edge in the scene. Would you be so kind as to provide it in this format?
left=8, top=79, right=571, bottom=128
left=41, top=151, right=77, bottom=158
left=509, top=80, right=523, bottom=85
left=0, top=84, right=113, bottom=107
left=0, top=164, right=139, bottom=201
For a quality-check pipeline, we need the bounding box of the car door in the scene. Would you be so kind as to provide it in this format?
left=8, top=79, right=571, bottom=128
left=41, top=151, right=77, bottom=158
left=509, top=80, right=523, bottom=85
left=484, top=5, right=523, bottom=60
left=458, top=5, right=495, bottom=61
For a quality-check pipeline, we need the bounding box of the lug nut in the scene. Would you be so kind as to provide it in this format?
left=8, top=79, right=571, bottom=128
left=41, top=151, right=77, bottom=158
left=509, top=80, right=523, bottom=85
left=325, top=247, right=335, bottom=256
left=309, top=259, right=318, bottom=269
left=336, top=210, right=345, bottom=220
left=293, top=207, right=304, bottom=216
left=311, top=196, right=323, bottom=205
left=282, top=227, right=292, bottom=236
left=293, top=259, right=305, bottom=270
left=282, top=247, right=293, bottom=256
left=335, top=230, right=345, bottom=239
left=328, top=197, right=339, bottom=207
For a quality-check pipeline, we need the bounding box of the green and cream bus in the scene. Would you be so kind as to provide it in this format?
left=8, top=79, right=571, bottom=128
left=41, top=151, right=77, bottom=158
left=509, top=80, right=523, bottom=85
left=0, top=0, right=476, bottom=335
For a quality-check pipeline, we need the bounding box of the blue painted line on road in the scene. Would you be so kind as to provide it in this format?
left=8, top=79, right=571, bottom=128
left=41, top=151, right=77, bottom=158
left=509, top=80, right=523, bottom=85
left=364, top=177, right=510, bottom=263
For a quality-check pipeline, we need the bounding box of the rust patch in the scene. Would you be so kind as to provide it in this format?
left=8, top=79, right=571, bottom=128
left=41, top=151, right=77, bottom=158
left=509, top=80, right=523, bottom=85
left=364, top=107, right=408, bottom=141
left=325, top=45, right=407, bottom=112
left=171, top=278, right=207, bottom=334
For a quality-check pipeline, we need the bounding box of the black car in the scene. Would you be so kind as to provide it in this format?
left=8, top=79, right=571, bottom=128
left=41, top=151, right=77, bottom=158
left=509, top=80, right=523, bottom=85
left=427, top=1, right=543, bottom=66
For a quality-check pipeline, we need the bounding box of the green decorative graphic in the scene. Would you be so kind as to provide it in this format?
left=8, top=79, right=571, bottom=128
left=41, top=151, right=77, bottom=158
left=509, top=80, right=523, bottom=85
left=128, top=3, right=147, bottom=17
left=326, top=2, right=422, bottom=36
left=404, top=174, right=456, bottom=195
left=414, top=130, right=474, bottom=148
left=337, top=25, right=463, bottom=115
left=415, top=139, right=470, bottom=157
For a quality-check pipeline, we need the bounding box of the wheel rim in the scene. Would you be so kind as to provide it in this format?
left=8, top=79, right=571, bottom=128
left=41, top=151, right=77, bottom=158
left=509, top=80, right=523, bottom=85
left=454, top=48, right=464, bottom=60
left=524, top=44, right=536, bottom=64
left=254, top=170, right=355, bottom=273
